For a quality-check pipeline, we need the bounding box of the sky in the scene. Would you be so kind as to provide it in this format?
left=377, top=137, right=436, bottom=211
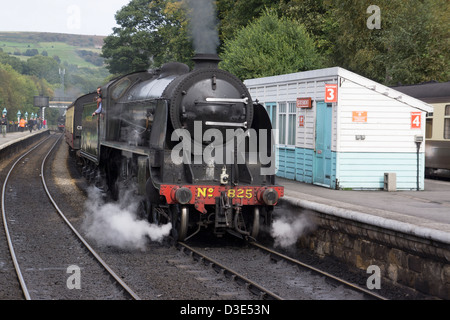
left=0, top=0, right=132, bottom=36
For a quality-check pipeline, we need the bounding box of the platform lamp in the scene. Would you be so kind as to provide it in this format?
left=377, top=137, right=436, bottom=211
left=2, top=108, right=6, bottom=116
left=415, top=135, right=424, bottom=191
left=17, top=110, right=21, bottom=122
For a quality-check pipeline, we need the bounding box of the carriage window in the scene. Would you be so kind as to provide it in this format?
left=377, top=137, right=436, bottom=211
left=426, top=112, right=433, bottom=139
left=444, top=105, right=450, bottom=139
left=426, top=118, right=433, bottom=139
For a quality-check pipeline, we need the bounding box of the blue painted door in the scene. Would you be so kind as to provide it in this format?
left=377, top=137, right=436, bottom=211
left=314, top=102, right=332, bottom=187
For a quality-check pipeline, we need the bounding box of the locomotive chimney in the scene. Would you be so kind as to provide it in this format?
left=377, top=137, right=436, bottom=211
left=192, top=53, right=221, bottom=69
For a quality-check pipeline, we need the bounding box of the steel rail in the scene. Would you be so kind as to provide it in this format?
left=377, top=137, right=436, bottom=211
left=1, top=135, right=53, bottom=300
left=250, top=241, right=388, bottom=300
left=41, top=134, right=141, bottom=300
left=177, top=241, right=283, bottom=300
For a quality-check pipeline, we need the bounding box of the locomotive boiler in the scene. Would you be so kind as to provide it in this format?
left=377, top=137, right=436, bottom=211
left=66, top=54, right=284, bottom=241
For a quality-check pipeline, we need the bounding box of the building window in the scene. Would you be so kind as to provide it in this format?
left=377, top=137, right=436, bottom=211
left=288, top=102, right=296, bottom=145
left=279, top=103, right=286, bottom=144
left=265, top=103, right=277, bottom=129
left=444, top=105, right=450, bottom=139
left=278, top=102, right=297, bottom=146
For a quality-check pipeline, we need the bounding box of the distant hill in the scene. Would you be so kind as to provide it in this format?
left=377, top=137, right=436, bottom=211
left=0, top=31, right=110, bottom=98
left=0, top=31, right=106, bottom=68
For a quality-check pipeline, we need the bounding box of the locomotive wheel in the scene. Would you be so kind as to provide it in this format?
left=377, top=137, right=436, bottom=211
left=250, top=207, right=261, bottom=239
left=177, top=206, right=189, bottom=241
left=170, top=205, right=190, bottom=241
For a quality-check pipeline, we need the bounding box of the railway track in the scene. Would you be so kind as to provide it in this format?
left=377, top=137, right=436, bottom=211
left=177, top=239, right=388, bottom=300
left=1, top=133, right=140, bottom=300
left=249, top=241, right=387, bottom=300
left=177, top=242, right=283, bottom=300
left=0, top=132, right=390, bottom=301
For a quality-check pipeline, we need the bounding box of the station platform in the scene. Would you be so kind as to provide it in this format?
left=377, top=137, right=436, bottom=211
left=279, top=177, right=450, bottom=244
left=0, top=129, right=49, bottom=151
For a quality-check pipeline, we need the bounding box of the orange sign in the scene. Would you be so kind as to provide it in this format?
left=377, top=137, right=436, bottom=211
left=411, top=112, right=422, bottom=129
left=299, top=115, right=305, bottom=127
left=325, top=84, right=338, bottom=103
left=352, top=111, right=368, bottom=123
left=296, top=97, right=312, bottom=108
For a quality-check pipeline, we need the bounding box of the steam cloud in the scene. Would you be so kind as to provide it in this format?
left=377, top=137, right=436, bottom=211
left=185, top=0, right=220, bottom=54
left=83, top=187, right=171, bottom=250
left=271, top=214, right=313, bottom=248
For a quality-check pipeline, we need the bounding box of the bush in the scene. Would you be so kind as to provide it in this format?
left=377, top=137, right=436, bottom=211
left=220, top=10, right=325, bottom=80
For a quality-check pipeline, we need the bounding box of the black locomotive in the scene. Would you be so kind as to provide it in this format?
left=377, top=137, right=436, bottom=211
left=66, top=54, right=284, bottom=241
left=57, top=115, right=66, bottom=132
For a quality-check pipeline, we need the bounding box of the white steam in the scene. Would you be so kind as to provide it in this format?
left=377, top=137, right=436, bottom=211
left=83, top=187, right=171, bottom=250
left=271, top=215, right=313, bottom=248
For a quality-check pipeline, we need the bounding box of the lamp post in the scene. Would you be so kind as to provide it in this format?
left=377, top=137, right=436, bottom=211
left=2, top=108, right=6, bottom=116
left=17, top=110, right=21, bottom=132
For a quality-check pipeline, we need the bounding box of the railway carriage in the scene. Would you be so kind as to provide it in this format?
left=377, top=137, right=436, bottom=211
left=65, top=93, right=96, bottom=156
left=67, top=54, right=284, bottom=241
left=392, top=81, right=450, bottom=178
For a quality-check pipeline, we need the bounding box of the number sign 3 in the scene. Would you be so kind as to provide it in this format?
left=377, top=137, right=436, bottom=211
left=325, top=84, right=338, bottom=103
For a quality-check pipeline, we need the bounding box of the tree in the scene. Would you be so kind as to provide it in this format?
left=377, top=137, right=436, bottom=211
left=25, top=55, right=60, bottom=84
left=217, top=0, right=280, bottom=44
left=0, top=63, right=50, bottom=120
left=153, top=0, right=193, bottom=66
left=278, top=0, right=335, bottom=58
left=327, top=0, right=449, bottom=85
left=102, top=0, right=195, bottom=75
left=102, top=0, right=168, bottom=75
left=220, top=10, right=325, bottom=80
left=0, top=52, right=26, bottom=73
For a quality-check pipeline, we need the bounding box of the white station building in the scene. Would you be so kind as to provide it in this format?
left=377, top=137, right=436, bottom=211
left=244, top=67, right=433, bottom=190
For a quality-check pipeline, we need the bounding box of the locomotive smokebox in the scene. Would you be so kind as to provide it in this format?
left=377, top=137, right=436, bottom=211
left=192, top=53, right=221, bottom=69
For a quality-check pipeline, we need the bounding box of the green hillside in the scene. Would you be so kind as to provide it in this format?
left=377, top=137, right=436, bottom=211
left=0, top=32, right=110, bottom=127
left=0, top=32, right=105, bottom=69
left=0, top=31, right=110, bottom=100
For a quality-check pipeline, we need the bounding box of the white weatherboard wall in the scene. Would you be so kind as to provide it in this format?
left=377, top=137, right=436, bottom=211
left=245, top=67, right=433, bottom=190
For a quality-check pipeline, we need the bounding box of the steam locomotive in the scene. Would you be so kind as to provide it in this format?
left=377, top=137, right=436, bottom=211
left=65, top=54, right=284, bottom=241
left=57, top=115, right=66, bottom=132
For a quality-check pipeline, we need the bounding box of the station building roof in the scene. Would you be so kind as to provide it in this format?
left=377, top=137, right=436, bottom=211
left=245, top=67, right=434, bottom=113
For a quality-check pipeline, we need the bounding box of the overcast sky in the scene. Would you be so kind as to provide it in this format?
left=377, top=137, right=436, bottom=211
left=0, top=0, right=132, bottom=36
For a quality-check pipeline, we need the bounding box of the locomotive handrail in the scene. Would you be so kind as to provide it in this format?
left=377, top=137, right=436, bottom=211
left=205, top=121, right=248, bottom=128
left=206, top=97, right=248, bottom=104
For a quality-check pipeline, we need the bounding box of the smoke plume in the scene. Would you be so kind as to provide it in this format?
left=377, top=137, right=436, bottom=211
left=271, top=214, right=313, bottom=248
left=185, top=0, right=220, bottom=54
left=82, top=186, right=171, bottom=251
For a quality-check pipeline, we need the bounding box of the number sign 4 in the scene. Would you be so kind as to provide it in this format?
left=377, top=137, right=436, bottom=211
left=411, top=112, right=422, bottom=129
